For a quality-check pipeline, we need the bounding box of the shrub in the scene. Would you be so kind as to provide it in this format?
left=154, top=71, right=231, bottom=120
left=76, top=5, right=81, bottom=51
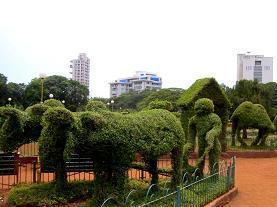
left=231, top=101, right=274, bottom=146
left=43, top=99, right=64, bottom=107
left=177, top=78, right=230, bottom=151
left=76, top=109, right=185, bottom=204
left=86, top=100, right=108, bottom=112
left=39, top=107, right=75, bottom=191
left=0, top=107, right=25, bottom=152
left=148, top=100, right=174, bottom=111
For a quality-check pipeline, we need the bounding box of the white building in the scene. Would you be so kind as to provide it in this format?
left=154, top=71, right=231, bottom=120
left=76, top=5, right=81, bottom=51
left=110, top=71, right=162, bottom=97
left=70, top=53, right=90, bottom=88
left=237, top=53, right=273, bottom=83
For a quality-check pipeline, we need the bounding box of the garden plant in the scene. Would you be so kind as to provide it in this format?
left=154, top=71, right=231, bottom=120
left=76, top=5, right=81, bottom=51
left=231, top=101, right=275, bottom=146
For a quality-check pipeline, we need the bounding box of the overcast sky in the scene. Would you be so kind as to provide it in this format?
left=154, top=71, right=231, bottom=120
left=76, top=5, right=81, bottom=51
left=0, top=0, right=276, bottom=97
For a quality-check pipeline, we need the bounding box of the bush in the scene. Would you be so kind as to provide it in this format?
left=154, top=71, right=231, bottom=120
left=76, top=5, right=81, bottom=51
left=43, top=99, right=64, bottom=107
left=148, top=100, right=174, bottom=111
left=86, top=100, right=108, bottom=112
left=39, top=107, right=75, bottom=191
left=231, top=101, right=274, bottom=146
left=0, top=107, right=25, bottom=152
left=8, top=181, right=93, bottom=207
left=76, top=109, right=185, bottom=204
left=177, top=78, right=230, bottom=151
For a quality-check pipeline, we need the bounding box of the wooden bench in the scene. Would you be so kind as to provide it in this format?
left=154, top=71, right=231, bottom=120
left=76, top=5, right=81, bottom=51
left=41, top=154, right=93, bottom=173
left=0, top=152, right=19, bottom=176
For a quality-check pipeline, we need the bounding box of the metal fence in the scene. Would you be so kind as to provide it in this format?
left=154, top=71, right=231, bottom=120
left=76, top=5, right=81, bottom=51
left=100, top=157, right=236, bottom=207
left=136, top=157, right=235, bottom=207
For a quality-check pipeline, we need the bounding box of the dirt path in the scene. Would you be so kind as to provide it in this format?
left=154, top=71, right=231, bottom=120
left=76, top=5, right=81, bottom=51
left=227, top=157, right=277, bottom=207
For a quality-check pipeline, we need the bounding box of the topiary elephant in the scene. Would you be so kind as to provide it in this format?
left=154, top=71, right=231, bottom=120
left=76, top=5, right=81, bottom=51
left=231, top=101, right=275, bottom=147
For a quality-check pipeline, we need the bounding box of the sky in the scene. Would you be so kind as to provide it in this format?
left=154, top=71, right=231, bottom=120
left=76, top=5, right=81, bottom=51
left=0, top=0, right=277, bottom=98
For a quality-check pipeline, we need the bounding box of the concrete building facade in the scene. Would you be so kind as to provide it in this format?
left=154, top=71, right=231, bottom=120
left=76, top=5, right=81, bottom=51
left=237, top=53, right=273, bottom=83
left=110, top=71, right=162, bottom=97
left=70, top=53, right=90, bottom=88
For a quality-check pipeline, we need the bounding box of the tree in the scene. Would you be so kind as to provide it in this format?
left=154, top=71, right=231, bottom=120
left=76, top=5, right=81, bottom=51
left=138, top=88, right=184, bottom=111
left=6, top=82, right=25, bottom=108
left=0, top=73, right=8, bottom=106
left=111, top=90, right=153, bottom=110
left=23, top=75, right=89, bottom=110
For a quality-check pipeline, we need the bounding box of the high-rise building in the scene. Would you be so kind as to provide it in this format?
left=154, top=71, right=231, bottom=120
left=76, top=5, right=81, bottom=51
left=237, top=53, right=273, bottom=83
left=110, top=71, right=162, bottom=98
left=70, top=53, right=90, bottom=88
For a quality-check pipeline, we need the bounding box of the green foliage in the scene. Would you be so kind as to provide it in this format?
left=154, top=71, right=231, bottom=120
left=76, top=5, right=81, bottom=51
left=39, top=107, right=75, bottom=191
left=231, top=101, right=274, bottom=146
left=177, top=78, right=230, bottom=151
left=7, top=181, right=93, bottom=207
left=112, top=90, right=153, bottom=110
left=194, top=98, right=214, bottom=115
left=138, top=88, right=184, bottom=111
left=0, top=107, right=25, bottom=152
left=86, top=100, right=108, bottom=112
left=75, top=109, right=185, bottom=204
left=43, top=99, right=64, bottom=107
left=185, top=98, right=222, bottom=175
left=23, top=75, right=89, bottom=109
left=148, top=100, right=174, bottom=111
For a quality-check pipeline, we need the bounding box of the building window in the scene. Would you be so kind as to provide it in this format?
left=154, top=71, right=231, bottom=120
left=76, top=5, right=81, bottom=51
left=255, top=61, right=262, bottom=66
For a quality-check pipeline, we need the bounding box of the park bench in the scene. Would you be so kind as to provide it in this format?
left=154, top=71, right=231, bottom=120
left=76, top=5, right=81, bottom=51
left=40, top=154, right=93, bottom=173
left=0, top=152, right=19, bottom=176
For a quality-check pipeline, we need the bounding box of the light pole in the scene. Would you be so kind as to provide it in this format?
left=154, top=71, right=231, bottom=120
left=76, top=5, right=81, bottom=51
left=111, top=100, right=114, bottom=112
left=39, top=73, right=46, bottom=103
left=8, top=97, right=12, bottom=106
left=49, top=94, right=54, bottom=99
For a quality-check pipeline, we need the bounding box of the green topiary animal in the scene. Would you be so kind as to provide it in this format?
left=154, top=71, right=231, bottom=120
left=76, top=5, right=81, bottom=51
left=75, top=107, right=185, bottom=204
left=231, top=101, right=274, bottom=146
left=184, top=98, right=222, bottom=175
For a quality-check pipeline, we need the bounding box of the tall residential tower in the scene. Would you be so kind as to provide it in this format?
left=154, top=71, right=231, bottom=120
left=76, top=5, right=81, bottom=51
left=70, top=53, right=90, bottom=88
left=237, top=53, right=273, bottom=83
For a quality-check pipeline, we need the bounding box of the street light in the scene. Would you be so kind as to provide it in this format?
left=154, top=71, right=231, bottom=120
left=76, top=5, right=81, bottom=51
left=39, top=73, right=47, bottom=103
left=49, top=94, right=54, bottom=99
left=8, top=97, right=12, bottom=106
left=110, top=100, right=114, bottom=112
left=62, top=100, right=65, bottom=104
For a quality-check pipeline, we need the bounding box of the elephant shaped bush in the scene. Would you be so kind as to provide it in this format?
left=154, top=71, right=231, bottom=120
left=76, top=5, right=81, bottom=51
left=231, top=101, right=274, bottom=146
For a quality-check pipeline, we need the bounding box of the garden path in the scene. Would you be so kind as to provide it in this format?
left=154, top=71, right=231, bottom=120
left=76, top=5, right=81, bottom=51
left=226, top=157, right=277, bottom=207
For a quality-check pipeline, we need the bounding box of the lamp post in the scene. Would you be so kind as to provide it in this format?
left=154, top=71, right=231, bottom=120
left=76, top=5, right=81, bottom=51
left=39, top=73, right=47, bottom=103
left=62, top=100, right=65, bottom=104
left=111, top=100, right=114, bottom=112
left=8, top=97, right=12, bottom=106
left=49, top=94, right=54, bottom=99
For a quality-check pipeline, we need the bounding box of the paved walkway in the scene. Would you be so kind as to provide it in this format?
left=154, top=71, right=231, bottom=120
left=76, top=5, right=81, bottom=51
left=227, top=157, right=277, bottom=207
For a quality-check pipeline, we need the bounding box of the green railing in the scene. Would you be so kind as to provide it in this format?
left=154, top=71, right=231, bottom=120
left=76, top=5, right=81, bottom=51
left=138, top=157, right=236, bottom=207
left=101, top=157, right=236, bottom=207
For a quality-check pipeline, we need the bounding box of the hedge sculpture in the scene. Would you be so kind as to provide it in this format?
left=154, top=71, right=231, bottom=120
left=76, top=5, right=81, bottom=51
left=184, top=98, right=222, bottom=175
left=148, top=100, right=174, bottom=111
left=177, top=78, right=230, bottom=151
left=231, top=101, right=274, bottom=146
left=39, top=107, right=74, bottom=191
left=75, top=104, right=185, bottom=204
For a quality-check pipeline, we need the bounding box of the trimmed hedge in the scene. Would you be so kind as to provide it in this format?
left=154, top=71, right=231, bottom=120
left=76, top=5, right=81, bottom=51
left=75, top=109, right=185, bottom=204
left=185, top=98, right=222, bottom=175
left=39, top=107, right=75, bottom=191
left=177, top=78, right=230, bottom=151
left=43, top=99, right=64, bottom=107
left=231, top=101, right=274, bottom=146
left=86, top=100, right=108, bottom=112
left=0, top=107, right=25, bottom=152
left=148, top=100, right=174, bottom=111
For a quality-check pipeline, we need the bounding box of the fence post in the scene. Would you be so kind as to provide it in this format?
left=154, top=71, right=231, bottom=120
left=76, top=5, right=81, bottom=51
left=33, top=161, right=37, bottom=183
left=226, top=166, right=230, bottom=189
left=175, top=186, right=181, bottom=207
